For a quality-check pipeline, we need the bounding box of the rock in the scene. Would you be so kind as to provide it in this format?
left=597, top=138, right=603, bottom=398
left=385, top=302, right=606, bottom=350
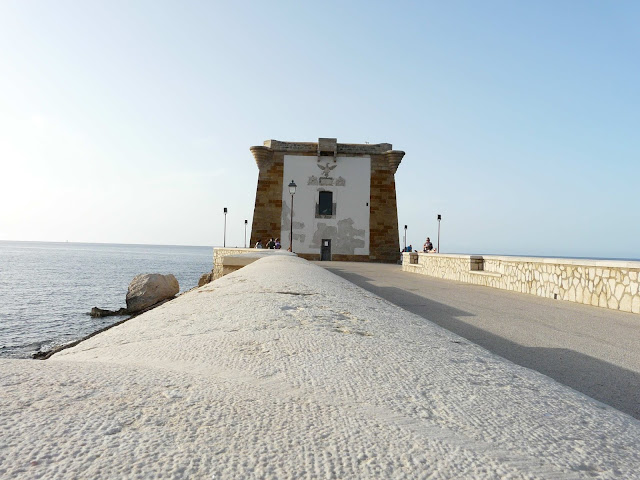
left=90, top=307, right=128, bottom=318
left=126, top=274, right=179, bottom=313
left=198, top=272, right=213, bottom=287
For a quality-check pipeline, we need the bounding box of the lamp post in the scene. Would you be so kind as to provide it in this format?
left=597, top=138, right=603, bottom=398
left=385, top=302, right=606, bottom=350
left=403, top=225, right=407, bottom=252
left=244, top=219, right=248, bottom=248
left=288, top=180, right=297, bottom=251
left=223, top=208, right=228, bottom=247
left=437, top=214, right=441, bottom=253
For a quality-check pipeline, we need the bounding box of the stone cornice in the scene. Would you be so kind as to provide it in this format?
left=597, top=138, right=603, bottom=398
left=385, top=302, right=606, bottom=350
left=384, top=150, right=405, bottom=174
left=252, top=140, right=405, bottom=174
left=261, top=139, right=395, bottom=155
left=250, top=145, right=274, bottom=170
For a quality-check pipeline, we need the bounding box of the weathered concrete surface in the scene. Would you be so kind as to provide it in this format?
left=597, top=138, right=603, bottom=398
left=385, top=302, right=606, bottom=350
left=318, top=261, right=640, bottom=419
left=2, top=256, right=640, bottom=478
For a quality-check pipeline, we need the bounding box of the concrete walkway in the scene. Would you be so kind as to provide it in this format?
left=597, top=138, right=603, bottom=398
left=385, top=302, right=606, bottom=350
left=317, top=261, right=640, bottom=420
left=4, top=255, right=640, bottom=478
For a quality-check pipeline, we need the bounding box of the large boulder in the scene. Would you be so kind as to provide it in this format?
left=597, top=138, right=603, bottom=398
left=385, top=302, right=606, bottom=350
left=126, top=274, right=179, bottom=313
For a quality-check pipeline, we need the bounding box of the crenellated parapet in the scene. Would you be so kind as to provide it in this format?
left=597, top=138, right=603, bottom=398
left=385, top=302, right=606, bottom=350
left=384, top=150, right=405, bottom=174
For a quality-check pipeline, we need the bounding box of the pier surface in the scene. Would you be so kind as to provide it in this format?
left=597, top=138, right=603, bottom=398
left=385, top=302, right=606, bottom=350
left=2, top=256, right=640, bottom=478
left=318, top=261, right=640, bottom=419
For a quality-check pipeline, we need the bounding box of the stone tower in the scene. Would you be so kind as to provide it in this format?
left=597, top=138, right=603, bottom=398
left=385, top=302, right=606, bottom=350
left=250, top=138, right=404, bottom=263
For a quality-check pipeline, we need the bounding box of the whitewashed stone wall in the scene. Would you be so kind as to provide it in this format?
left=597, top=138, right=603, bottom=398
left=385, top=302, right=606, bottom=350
left=403, top=253, right=640, bottom=314
left=281, top=154, right=371, bottom=256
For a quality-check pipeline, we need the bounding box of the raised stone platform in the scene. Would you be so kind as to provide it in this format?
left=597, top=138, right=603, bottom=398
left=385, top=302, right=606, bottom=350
left=1, top=256, right=639, bottom=478
left=212, top=247, right=295, bottom=279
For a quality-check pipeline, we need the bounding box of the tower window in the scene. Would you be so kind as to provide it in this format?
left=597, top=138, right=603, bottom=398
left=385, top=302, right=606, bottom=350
left=318, top=191, right=333, bottom=216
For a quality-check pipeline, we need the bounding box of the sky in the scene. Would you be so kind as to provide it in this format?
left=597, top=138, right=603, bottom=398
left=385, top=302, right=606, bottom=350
left=0, top=1, right=638, bottom=259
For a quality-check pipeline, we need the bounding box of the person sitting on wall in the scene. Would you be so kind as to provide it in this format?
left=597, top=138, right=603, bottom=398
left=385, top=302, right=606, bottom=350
left=274, top=238, right=281, bottom=249
left=267, top=238, right=275, bottom=249
left=255, top=240, right=263, bottom=249
left=424, top=237, right=433, bottom=252
left=407, top=244, right=413, bottom=252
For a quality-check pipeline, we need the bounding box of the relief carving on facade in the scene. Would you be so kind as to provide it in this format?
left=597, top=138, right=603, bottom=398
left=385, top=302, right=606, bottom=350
left=317, top=162, right=337, bottom=178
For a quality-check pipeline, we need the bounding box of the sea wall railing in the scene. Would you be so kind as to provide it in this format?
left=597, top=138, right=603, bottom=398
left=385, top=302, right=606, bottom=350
left=213, top=248, right=295, bottom=279
left=403, top=253, right=640, bottom=314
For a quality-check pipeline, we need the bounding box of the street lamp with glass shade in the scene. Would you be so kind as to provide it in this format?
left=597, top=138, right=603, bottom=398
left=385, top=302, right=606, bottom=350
left=288, top=180, right=297, bottom=252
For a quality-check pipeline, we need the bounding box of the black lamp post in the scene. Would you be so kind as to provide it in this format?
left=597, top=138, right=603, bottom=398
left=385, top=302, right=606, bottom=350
left=223, top=207, right=227, bottom=247
left=244, top=219, right=248, bottom=248
left=403, top=225, right=407, bottom=252
left=437, top=214, right=441, bottom=253
left=288, top=180, right=297, bottom=251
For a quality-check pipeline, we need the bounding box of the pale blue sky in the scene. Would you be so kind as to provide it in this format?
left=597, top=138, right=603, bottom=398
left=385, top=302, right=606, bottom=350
left=0, top=1, right=638, bottom=258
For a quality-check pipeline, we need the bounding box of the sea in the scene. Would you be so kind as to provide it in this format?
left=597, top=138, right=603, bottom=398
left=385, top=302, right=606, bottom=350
left=0, top=241, right=213, bottom=359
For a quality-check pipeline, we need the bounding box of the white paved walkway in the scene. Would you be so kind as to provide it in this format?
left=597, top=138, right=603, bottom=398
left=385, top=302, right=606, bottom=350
left=1, top=256, right=639, bottom=479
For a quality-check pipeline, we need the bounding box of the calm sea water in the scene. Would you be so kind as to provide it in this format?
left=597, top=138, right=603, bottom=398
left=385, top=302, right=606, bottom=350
left=0, top=241, right=213, bottom=359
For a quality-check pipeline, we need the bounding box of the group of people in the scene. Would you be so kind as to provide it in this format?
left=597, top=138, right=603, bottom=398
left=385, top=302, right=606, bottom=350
left=402, top=237, right=437, bottom=253
left=255, top=237, right=281, bottom=250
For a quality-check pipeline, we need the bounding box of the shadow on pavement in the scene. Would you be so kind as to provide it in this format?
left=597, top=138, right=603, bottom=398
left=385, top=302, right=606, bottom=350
left=324, top=266, right=640, bottom=420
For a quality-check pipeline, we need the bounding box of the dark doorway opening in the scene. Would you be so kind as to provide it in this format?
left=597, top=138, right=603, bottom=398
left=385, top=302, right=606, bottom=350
left=321, top=239, right=332, bottom=261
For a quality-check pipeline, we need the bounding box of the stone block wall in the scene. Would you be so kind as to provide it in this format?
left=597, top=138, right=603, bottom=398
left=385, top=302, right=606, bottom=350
left=251, top=150, right=284, bottom=248
left=213, top=248, right=257, bottom=279
left=402, top=253, right=640, bottom=314
left=369, top=154, right=400, bottom=263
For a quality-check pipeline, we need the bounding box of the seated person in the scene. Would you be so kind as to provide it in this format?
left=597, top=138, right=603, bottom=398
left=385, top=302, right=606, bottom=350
left=423, top=237, right=433, bottom=252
